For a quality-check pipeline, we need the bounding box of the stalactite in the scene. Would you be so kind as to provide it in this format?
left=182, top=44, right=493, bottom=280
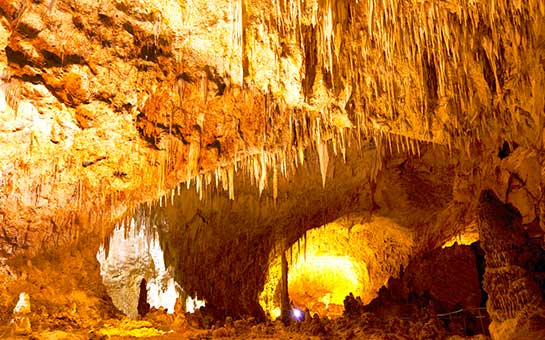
left=259, top=151, right=267, bottom=196
left=297, top=145, right=304, bottom=166
left=228, top=165, right=235, bottom=200
left=195, top=174, right=201, bottom=200
left=272, top=157, right=278, bottom=204
left=317, top=140, right=329, bottom=188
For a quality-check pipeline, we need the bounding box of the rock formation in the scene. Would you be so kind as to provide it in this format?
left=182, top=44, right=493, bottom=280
left=0, top=0, right=544, bottom=338
left=478, top=190, right=545, bottom=339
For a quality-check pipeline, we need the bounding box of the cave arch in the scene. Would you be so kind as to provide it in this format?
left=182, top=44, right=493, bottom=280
left=129, top=145, right=458, bottom=319
left=147, top=148, right=378, bottom=319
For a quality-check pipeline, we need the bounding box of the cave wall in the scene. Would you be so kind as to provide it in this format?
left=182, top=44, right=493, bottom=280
left=0, top=232, right=120, bottom=333
left=401, top=244, right=482, bottom=313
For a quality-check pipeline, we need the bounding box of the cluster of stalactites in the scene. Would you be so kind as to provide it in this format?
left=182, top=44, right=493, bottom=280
left=266, top=0, right=545, bottom=147
left=100, top=205, right=160, bottom=259
left=137, top=0, right=544, bottom=211
left=150, top=114, right=430, bottom=214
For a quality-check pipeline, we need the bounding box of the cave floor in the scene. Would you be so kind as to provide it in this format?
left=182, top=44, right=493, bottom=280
left=2, top=312, right=492, bottom=340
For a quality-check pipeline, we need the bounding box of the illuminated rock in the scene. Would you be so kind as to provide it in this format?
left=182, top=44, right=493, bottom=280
left=96, top=218, right=181, bottom=318
left=13, top=292, right=30, bottom=315
left=11, top=292, right=31, bottom=335
left=260, top=216, right=414, bottom=319
left=11, top=316, right=31, bottom=336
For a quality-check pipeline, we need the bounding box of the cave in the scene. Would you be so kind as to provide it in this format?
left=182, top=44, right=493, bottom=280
left=1, top=0, right=545, bottom=339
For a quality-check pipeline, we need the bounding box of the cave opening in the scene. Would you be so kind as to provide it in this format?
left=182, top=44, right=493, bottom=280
left=20, top=143, right=533, bottom=338
left=91, top=187, right=497, bottom=338
left=95, top=213, right=205, bottom=319
left=287, top=254, right=365, bottom=318
left=260, top=216, right=412, bottom=321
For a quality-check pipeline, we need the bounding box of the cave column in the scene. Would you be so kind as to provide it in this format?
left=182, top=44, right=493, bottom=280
left=477, top=190, right=545, bottom=339
left=280, top=249, right=291, bottom=324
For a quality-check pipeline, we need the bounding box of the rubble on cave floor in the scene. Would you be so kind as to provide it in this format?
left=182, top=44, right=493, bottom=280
left=1, top=298, right=493, bottom=340
left=114, top=305, right=490, bottom=340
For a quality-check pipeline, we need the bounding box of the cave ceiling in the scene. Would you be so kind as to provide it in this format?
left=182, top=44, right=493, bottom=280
left=0, top=0, right=543, bottom=286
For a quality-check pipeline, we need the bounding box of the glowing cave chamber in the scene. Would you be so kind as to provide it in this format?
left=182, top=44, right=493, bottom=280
left=96, top=217, right=205, bottom=318
left=260, top=216, right=413, bottom=319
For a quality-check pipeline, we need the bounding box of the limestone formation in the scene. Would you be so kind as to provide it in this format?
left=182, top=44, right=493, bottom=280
left=11, top=292, right=32, bottom=336
left=478, top=190, right=545, bottom=339
left=0, top=0, right=544, bottom=338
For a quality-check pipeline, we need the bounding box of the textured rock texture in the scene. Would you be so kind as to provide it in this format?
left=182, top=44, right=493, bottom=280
left=146, top=145, right=491, bottom=319
left=402, top=244, right=482, bottom=313
left=334, top=244, right=489, bottom=338
left=0, top=233, right=121, bottom=335
left=478, top=190, right=545, bottom=340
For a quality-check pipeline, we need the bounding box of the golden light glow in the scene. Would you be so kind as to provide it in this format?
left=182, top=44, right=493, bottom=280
left=260, top=217, right=413, bottom=320
left=441, top=231, right=479, bottom=248
left=99, top=320, right=166, bottom=338
left=288, top=255, right=364, bottom=317
left=270, top=307, right=281, bottom=319
left=260, top=252, right=367, bottom=319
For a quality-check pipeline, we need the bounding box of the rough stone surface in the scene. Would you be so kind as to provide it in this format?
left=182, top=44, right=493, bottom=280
left=0, top=0, right=543, bottom=257
left=478, top=190, right=545, bottom=340
left=402, top=244, right=482, bottom=313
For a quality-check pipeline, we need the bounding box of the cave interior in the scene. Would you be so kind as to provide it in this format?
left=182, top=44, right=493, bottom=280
left=1, top=0, right=545, bottom=339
